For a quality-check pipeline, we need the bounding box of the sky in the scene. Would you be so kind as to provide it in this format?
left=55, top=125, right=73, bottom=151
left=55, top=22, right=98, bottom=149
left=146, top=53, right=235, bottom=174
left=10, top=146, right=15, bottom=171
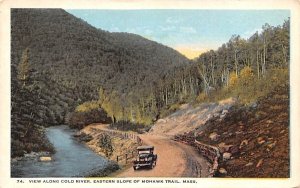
left=66, top=10, right=289, bottom=59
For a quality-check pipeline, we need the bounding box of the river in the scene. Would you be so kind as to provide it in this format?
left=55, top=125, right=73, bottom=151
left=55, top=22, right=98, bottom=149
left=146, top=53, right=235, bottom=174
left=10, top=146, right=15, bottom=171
left=11, top=125, right=110, bottom=177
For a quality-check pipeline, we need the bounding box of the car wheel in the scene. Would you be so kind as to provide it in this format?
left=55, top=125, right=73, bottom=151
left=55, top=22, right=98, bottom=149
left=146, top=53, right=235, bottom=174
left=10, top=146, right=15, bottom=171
left=150, top=162, right=155, bottom=169
left=133, top=166, right=137, bottom=170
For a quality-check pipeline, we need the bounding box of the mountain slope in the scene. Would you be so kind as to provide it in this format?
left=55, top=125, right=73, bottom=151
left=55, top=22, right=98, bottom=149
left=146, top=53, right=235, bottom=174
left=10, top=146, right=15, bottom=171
left=11, top=8, right=191, bottom=124
left=10, top=8, right=193, bottom=156
left=11, top=9, right=190, bottom=94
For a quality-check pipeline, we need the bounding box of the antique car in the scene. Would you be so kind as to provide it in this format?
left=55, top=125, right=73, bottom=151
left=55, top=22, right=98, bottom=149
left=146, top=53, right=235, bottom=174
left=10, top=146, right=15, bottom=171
left=133, top=145, right=157, bottom=170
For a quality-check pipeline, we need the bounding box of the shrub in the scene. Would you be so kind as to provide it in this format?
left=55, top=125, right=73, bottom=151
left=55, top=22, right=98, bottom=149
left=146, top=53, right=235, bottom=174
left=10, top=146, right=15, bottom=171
left=98, top=133, right=113, bottom=157
left=75, top=100, right=100, bottom=112
left=196, top=68, right=288, bottom=105
left=68, top=108, right=111, bottom=129
left=109, top=120, right=148, bottom=133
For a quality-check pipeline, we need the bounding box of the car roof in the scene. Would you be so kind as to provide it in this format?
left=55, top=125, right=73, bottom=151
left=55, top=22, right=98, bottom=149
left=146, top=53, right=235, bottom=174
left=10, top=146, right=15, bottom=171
left=137, top=145, right=154, bottom=150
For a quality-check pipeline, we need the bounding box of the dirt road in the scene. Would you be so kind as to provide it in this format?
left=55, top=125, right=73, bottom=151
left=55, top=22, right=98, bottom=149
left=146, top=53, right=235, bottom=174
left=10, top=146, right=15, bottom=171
left=116, top=133, right=210, bottom=177
left=83, top=123, right=211, bottom=177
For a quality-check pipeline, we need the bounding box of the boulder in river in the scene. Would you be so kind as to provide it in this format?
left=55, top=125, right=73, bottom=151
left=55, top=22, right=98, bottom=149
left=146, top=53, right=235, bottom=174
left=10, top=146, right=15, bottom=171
left=39, top=156, right=52, bottom=162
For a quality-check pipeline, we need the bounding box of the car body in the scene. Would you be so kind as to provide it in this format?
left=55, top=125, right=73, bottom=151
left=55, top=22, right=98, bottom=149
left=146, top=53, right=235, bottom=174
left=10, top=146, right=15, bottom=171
left=133, top=145, right=157, bottom=170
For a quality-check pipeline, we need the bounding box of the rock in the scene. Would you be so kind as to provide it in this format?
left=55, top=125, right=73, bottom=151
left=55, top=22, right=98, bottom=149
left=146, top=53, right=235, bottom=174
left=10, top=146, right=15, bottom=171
left=258, top=140, right=266, bottom=145
left=209, top=132, right=219, bottom=141
left=221, top=109, right=229, bottom=115
left=239, top=139, right=249, bottom=149
left=24, top=152, right=38, bottom=158
left=212, top=157, right=219, bottom=170
left=39, top=156, right=52, bottom=162
left=207, top=114, right=212, bottom=119
left=280, top=130, right=285, bottom=134
left=219, top=168, right=227, bottom=174
left=256, top=159, right=263, bottom=168
left=251, top=102, right=258, bottom=108
left=266, top=120, right=273, bottom=124
left=218, top=143, right=238, bottom=154
left=235, top=131, right=243, bottom=135
left=73, top=132, right=81, bottom=137
left=213, top=113, right=220, bottom=118
left=220, top=114, right=226, bottom=119
left=257, top=137, right=266, bottom=145
left=245, top=162, right=254, bottom=167
left=267, top=141, right=277, bottom=149
left=223, top=152, right=232, bottom=160
left=218, top=142, right=226, bottom=147
left=218, top=142, right=228, bottom=153
left=229, top=145, right=239, bottom=154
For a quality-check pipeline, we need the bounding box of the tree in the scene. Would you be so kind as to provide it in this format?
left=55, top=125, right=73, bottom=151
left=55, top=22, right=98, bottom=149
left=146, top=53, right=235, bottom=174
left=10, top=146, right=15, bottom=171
left=17, top=48, right=31, bottom=88
left=98, top=87, right=106, bottom=106
left=98, top=133, right=113, bottom=157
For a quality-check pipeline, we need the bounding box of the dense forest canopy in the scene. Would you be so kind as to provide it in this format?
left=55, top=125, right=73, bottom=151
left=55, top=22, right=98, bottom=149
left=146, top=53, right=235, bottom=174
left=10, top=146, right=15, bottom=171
left=11, top=8, right=289, bottom=157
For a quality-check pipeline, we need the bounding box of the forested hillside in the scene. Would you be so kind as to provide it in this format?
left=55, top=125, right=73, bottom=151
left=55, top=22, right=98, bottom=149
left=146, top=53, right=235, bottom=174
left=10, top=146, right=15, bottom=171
left=11, top=8, right=289, bottom=158
left=11, top=9, right=199, bottom=156
left=195, top=20, right=289, bottom=103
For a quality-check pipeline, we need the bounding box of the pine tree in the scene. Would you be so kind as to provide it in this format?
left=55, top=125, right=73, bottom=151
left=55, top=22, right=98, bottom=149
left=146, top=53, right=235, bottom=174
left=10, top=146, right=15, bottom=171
left=17, top=48, right=30, bottom=87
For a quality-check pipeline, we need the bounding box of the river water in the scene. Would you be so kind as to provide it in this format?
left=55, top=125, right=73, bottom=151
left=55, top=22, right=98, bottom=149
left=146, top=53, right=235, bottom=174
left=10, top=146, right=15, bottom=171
left=11, top=125, right=109, bottom=177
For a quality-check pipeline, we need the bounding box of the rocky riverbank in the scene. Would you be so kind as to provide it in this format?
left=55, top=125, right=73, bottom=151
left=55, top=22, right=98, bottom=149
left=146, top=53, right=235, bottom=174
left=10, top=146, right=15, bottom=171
left=11, top=125, right=117, bottom=177
left=11, top=151, right=52, bottom=163
left=75, top=124, right=140, bottom=164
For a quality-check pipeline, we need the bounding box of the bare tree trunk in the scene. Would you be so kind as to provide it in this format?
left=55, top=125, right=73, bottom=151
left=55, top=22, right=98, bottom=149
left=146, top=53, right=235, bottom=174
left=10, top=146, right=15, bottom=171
left=262, top=38, right=266, bottom=77
left=281, top=44, right=287, bottom=65
left=197, top=66, right=210, bottom=95
left=256, top=50, right=260, bottom=79
left=234, top=50, right=238, bottom=76
left=210, top=56, right=215, bottom=86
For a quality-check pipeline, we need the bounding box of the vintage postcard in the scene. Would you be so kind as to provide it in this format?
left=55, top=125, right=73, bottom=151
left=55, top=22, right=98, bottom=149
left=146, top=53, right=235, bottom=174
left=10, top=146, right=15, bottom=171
left=1, top=0, right=300, bottom=188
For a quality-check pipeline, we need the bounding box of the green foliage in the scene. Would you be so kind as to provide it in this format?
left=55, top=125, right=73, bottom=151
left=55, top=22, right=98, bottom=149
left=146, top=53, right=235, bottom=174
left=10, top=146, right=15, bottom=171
left=195, top=18, right=289, bottom=93
left=11, top=9, right=290, bottom=146
left=11, top=65, right=55, bottom=157
left=197, top=67, right=288, bottom=104
left=17, top=48, right=30, bottom=87
left=11, top=9, right=198, bottom=130
left=109, top=121, right=149, bottom=133
left=159, top=103, right=181, bottom=118
left=195, top=18, right=289, bottom=105
left=68, top=108, right=111, bottom=129
left=75, top=101, right=100, bottom=112
left=98, top=133, right=114, bottom=157
left=229, top=72, right=238, bottom=88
